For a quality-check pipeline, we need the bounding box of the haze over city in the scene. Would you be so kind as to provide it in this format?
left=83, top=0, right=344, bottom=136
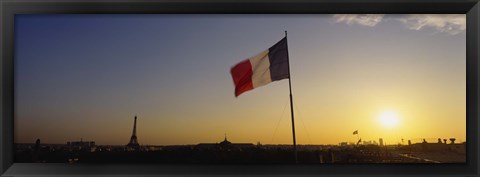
left=15, top=14, right=466, bottom=146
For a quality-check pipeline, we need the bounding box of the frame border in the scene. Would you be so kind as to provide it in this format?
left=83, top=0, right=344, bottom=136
left=1, top=0, right=479, bottom=176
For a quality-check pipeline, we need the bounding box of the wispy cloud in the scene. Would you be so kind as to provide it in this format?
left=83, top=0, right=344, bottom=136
left=397, top=14, right=465, bottom=35
left=332, top=14, right=465, bottom=35
left=333, top=14, right=384, bottom=27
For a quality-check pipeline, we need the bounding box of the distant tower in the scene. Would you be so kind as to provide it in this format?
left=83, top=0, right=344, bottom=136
left=35, top=139, right=40, bottom=149
left=127, top=115, right=140, bottom=149
left=379, top=138, right=384, bottom=146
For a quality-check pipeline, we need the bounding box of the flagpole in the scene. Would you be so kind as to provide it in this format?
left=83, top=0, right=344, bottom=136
left=285, top=31, right=298, bottom=164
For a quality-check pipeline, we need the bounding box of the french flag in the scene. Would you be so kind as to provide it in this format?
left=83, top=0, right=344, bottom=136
left=230, top=37, right=290, bottom=97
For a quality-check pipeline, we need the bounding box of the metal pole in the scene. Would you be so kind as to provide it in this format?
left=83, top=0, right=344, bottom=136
left=285, top=31, right=298, bottom=164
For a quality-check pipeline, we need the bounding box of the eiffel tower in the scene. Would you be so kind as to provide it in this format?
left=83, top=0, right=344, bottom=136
left=126, top=114, right=140, bottom=150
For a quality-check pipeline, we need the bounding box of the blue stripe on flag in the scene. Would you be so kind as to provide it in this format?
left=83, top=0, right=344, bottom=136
left=268, top=37, right=290, bottom=81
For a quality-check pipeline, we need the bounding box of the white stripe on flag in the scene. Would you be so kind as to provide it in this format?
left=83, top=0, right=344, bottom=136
left=249, top=49, right=272, bottom=88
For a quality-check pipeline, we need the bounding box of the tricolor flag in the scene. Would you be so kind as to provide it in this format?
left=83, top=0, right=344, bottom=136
left=230, top=37, right=289, bottom=97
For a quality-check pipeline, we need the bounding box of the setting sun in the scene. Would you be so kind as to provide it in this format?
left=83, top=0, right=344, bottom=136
left=379, top=111, right=399, bottom=128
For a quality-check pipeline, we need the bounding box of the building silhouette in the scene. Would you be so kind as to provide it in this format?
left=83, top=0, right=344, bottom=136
left=67, top=138, right=95, bottom=148
left=195, top=135, right=254, bottom=150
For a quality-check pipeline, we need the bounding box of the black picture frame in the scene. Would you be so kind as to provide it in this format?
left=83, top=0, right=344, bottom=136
left=1, top=0, right=479, bottom=176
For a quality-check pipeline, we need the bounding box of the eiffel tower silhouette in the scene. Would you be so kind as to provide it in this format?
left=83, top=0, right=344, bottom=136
left=126, top=114, right=140, bottom=150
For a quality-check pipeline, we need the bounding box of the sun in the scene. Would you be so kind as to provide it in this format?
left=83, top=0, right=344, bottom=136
left=379, top=111, right=399, bottom=128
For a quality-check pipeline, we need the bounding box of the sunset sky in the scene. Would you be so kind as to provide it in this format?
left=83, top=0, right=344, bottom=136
left=15, top=14, right=466, bottom=145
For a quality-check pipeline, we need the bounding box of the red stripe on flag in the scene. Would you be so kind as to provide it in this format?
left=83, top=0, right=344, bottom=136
left=230, top=59, right=254, bottom=97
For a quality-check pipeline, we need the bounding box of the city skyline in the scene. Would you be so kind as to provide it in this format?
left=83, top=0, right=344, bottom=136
left=15, top=14, right=466, bottom=146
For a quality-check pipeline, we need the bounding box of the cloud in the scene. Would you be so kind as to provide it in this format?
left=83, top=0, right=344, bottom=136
left=333, top=14, right=384, bottom=27
left=397, top=14, right=465, bottom=35
left=332, top=14, right=465, bottom=35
